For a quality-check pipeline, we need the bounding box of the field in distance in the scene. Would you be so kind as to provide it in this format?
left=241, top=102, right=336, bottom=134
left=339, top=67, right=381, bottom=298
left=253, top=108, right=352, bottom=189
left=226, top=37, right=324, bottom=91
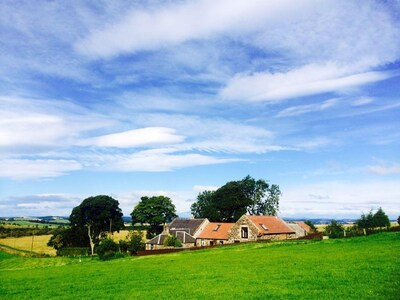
left=1, top=232, right=399, bottom=299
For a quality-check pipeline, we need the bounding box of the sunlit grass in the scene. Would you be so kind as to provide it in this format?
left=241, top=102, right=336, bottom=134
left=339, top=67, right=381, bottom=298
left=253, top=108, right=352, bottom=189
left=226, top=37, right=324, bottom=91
left=0, top=232, right=399, bottom=299
left=0, top=235, right=56, bottom=256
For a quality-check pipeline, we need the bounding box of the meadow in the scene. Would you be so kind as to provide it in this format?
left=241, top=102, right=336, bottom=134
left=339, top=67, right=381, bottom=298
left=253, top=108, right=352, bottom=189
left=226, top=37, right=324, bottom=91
left=0, top=235, right=56, bottom=256
left=0, top=232, right=399, bottom=299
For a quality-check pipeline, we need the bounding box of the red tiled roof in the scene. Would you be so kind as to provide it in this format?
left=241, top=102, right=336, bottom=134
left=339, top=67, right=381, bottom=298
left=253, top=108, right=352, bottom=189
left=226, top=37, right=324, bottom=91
left=247, top=215, right=295, bottom=235
left=295, top=221, right=312, bottom=234
left=197, top=222, right=234, bottom=240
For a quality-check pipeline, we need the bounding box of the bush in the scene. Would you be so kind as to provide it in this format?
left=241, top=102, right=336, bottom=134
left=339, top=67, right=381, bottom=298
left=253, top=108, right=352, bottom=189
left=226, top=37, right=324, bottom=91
left=324, top=220, right=345, bottom=239
left=119, top=231, right=145, bottom=255
left=96, top=238, right=119, bottom=260
left=163, top=235, right=183, bottom=247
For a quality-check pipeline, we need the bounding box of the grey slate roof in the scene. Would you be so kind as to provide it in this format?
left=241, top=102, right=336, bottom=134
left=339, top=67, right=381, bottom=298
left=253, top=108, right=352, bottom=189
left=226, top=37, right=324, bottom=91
left=169, top=218, right=206, bottom=236
left=147, top=233, right=169, bottom=245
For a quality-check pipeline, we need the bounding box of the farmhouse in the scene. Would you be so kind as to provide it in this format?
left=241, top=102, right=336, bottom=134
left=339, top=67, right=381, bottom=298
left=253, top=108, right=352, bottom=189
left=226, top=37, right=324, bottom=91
left=146, top=215, right=297, bottom=250
left=146, top=218, right=209, bottom=250
left=228, top=215, right=296, bottom=242
left=196, top=222, right=235, bottom=247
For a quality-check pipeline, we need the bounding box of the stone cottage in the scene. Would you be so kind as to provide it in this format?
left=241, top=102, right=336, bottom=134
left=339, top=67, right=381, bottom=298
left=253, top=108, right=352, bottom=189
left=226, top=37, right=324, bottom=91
left=146, top=218, right=209, bottom=250
left=228, top=215, right=296, bottom=242
left=196, top=222, right=235, bottom=247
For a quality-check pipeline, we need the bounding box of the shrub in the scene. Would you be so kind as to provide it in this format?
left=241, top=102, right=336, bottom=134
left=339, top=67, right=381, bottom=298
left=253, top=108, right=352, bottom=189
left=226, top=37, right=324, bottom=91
left=324, top=220, right=345, bottom=239
left=163, top=235, right=183, bottom=247
left=119, top=231, right=145, bottom=255
left=96, top=238, right=119, bottom=260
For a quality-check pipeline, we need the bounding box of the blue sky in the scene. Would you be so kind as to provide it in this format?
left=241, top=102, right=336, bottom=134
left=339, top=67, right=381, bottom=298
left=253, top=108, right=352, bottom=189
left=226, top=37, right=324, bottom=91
left=1, top=0, right=399, bottom=219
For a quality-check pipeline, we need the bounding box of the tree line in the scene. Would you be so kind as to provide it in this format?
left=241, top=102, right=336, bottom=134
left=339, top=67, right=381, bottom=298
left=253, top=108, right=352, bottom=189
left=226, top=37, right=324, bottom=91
left=48, top=175, right=281, bottom=258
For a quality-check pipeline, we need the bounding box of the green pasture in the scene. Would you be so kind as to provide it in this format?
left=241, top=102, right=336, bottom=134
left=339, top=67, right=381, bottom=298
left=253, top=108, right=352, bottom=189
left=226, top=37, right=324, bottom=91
left=1, top=232, right=399, bottom=299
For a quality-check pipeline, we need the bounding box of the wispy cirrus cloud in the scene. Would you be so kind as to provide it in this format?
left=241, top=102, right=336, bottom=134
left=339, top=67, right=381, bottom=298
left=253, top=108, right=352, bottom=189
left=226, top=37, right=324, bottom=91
left=276, top=98, right=339, bottom=118
left=83, top=127, right=185, bottom=148
left=0, top=159, right=82, bottom=180
left=220, top=64, right=393, bottom=102
left=75, top=0, right=306, bottom=58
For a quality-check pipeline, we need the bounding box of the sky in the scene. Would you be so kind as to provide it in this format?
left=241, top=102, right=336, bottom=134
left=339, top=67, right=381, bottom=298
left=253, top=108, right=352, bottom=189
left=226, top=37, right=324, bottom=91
left=1, top=0, right=399, bottom=219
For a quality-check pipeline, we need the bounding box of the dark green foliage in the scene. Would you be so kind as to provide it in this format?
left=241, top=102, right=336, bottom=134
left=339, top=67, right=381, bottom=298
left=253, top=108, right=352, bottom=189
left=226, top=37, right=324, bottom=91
left=304, top=220, right=317, bottom=232
left=190, top=175, right=281, bottom=222
left=356, top=210, right=374, bottom=230
left=96, top=238, right=119, bottom=260
left=0, top=225, right=59, bottom=238
left=48, top=227, right=89, bottom=251
left=131, top=196, right=177, bottom=237
left=398, top=216, right=400, bottom=225
left=356, top=208, right=390, bottom=230
left=69, top=195, right=124, bottom=255
left=213, top=180, right=251, bottom=222
left=190, top=190, right=218, bottom=220
left=324, top=220, right=345, bottom=238
left=119, top=231, right=145, bottom=255
left=163, top=235, right=183, bottom=247
left=372, top=207, right=390, bottom=228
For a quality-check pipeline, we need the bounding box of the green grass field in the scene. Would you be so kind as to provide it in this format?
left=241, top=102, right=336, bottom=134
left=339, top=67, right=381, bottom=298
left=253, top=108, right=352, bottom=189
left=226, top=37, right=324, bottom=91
left=1, top=232, right=399, bottom=299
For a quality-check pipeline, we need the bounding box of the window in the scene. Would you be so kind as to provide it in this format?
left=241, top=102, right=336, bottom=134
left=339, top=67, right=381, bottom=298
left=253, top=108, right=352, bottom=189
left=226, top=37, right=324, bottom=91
left=260, top=224, right=268, bottom=231
left=241, top=227, right=248, bottom=239
left=213, top=224, right=221, bottom=231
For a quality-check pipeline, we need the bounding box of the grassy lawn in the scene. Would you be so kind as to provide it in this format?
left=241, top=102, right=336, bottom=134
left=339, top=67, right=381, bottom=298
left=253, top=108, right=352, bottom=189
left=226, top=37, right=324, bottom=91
left=0, top=232, right=399, bottom=299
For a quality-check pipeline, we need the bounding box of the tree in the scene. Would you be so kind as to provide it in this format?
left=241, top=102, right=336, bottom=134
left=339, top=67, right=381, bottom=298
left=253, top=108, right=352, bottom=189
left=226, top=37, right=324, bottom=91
left=372, top=207, right=390, bottom=228
left=242, top=175, right=280, bottom=216
left=356, top=210, right=374, bottom=230
left=69, top=195, right=124, bottom=255
left=190, top=176, right=281, bottom=222
left=131, top=196, right=177, bottom=238
left=398, top=216, right=400, bottom=226
left=324, top=220, right=344, bottom=238
left=119, top=231, right=145, bottom=255
left=191, top=190, right=219, bottom=220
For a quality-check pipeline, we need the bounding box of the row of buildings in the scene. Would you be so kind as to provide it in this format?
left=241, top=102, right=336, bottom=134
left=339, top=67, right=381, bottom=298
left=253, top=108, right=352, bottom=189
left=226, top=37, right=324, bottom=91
left=146, top=215, right=312, bottom=250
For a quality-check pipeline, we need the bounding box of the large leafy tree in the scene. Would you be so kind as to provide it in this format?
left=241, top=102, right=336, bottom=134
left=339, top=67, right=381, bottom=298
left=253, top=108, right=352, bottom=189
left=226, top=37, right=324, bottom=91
left=190, top=175, right=281, bottom=222
left=191, top=190, right=219, bottom=220
left=131, top=196, right=177, bottom=238
left=242, top=175, right=281, bottom=216
left=69, top=195, right=124, bottom=255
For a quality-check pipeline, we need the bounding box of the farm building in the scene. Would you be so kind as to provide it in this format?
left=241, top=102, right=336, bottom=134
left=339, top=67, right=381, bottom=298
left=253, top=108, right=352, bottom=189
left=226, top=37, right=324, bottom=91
left=145, top=218, right=209, bottom=250
left=288, top=221, right=313, bottom=238
left=227, top=215, right=296, bottom=242
left=196, top=222, right=235, bottom=247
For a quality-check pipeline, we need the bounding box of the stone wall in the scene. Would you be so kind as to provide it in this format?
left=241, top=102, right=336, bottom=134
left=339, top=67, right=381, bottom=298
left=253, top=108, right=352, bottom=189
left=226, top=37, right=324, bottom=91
left=227, top=215, right=260, bottom=242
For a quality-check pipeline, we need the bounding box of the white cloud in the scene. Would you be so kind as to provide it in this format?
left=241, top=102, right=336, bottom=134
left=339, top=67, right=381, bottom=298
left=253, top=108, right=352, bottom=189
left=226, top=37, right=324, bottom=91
left=367, top=161, right=400, bottom=175
left=100, top=149, right=240, bottom=172
left=277, top=98, right=339, bottom=117
left=75, top=0, right=304, bottom=58
left=0, top=159, right=81, bottom=180
left=83, top=127, right=185, bottom=148
left=351, top=97, right=374, bottom=106
left=281, top=181, right=400, bottom=218
left=220, top=64, right=393, bottom=102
